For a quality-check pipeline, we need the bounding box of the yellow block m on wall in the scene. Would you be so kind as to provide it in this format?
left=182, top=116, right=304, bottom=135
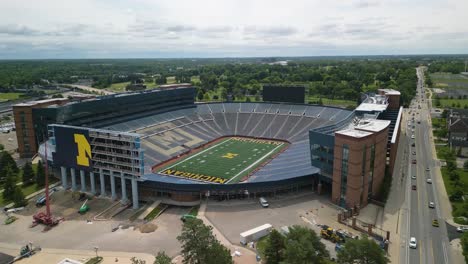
left=74, top=134, right=91, bottom=167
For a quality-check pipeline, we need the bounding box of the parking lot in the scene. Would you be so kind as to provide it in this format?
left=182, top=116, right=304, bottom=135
left=205, top=193, right=352, bottom=259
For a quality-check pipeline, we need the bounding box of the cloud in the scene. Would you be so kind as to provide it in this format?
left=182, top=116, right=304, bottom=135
left=0, top=0, right=467, bottom=58
left=0, top=24, right=40, bottom=36
left=243, top=26, right=298, bottom=37
left=166, top=25, right=196, bottom=32
left=353, top=0, right=380, bottom=8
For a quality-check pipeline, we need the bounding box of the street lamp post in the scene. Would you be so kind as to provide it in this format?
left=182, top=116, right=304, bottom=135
left=94, top=246, right=99, bottom=257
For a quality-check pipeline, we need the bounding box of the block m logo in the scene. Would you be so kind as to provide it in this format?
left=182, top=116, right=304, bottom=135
left=74, top=134, right=91, bottom=167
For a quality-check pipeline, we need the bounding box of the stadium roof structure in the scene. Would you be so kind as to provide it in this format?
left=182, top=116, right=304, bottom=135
left=336, top=118, right=391, bottom=138
left=355, top=94, right=389, bottom=113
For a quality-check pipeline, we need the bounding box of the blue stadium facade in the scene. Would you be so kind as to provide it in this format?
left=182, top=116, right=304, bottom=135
left=27, top=86, right=360, bottom=206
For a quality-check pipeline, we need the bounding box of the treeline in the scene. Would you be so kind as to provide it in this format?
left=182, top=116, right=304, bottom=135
left=194, top=60, right=418, bottom=107
left=428, top=61, right=466, bottom=74
left=0, top=58, right=423, bottom=106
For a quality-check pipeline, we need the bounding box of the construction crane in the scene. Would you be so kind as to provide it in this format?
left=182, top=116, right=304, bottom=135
left=31, top=134, right=63, bottom=231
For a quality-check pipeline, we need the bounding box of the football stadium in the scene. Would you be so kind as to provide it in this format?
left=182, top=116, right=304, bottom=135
left=13, top=84, right=402, bottom=209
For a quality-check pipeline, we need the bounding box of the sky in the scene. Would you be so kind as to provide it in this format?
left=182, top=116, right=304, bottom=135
left=0, top=0, right=467, bottom=59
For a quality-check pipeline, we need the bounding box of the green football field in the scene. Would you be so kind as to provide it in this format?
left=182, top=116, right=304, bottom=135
left=158, top=137, right=288, bottom=184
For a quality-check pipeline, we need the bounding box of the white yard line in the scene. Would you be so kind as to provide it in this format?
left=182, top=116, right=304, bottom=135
left=226, top=142, right=284, bottom=184
left=160, top=138, right=233, bottom=172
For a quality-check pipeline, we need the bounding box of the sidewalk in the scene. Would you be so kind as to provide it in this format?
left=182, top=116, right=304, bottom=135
left=196, top=200, right=258, bottom=264
left=0, top=242, right=155, bottom=264
left=3, top=182, right=61, bottom=208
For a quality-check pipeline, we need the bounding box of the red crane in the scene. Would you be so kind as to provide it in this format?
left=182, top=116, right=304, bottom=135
left=31, top=134, right=63, bottom=231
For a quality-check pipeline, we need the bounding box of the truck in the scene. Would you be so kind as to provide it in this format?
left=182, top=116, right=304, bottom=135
left=240, top=223, right=272, bottom=245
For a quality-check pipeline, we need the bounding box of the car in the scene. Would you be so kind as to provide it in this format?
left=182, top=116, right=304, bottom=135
left=412, top=151, right=416, bottom=155
left=411, top=143, right=415, bottom=147
left=412, top=160, right=417, bottom=164
left=429, top=202, right=435, bottom=208
left=412, top=185, right=417, bottom=190
left=427, top=178, right=432, bottom=184
left=411, top=175, right=416, bottom=180
left=259, top=197, right=269, bottom=208
left=411, top=135, right=415, bottom=139
left=417, top=121, right=421, bottom=124
left=456, top=226, right=468, bottom=233
left=409, top=237, right=417, bottom=249
left=432, top=219, right=439, bottom=227
left=426, top=167, right=430, bottom=171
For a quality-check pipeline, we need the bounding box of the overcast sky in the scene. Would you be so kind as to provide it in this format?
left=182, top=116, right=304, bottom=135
left=0, top=0, right=467, bottom=59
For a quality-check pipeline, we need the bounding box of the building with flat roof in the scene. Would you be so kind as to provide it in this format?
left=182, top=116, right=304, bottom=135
left=310, top=91, right=402, bottom=208
left=13, top=98, right=69, bottom=157
left=448, top=109, right=468, bottom=156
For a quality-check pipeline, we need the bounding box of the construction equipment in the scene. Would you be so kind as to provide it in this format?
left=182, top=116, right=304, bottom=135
left=320, top=226, right=346, bottom=243
left=31, top=137, right=63, bottom=231
left=36, top=188, right=57, bottom=207
left=79, top=199, right=90, bottom=214
left=13, top=243, right=41, bottom=262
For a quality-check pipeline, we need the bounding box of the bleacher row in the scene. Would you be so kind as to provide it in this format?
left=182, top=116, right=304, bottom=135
left=102, top=103, right=352, bottom=182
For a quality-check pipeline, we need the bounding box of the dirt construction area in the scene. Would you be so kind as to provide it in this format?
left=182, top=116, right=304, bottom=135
left=0, top=189, right=184, bottom=257
left=0, top=190, right=368, bottom=262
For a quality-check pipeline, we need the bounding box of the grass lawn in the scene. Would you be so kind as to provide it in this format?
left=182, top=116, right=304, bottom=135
left=191, top=75, right=200, bottom=83
left=440, top=167, right=468, bottom=224
left=144, top=204, right=167, bottom=221
left=431, top=118, right=446, bottom=129
left=0, top=92, right=24, bottom=100
left=430, top=73, right=468, bottom=89
left=166, top=76, right=177, bottom=84
left=188, top=205, right=199, bottom=216
left=432, top=98, right=468, bottom=108
left=158, top=137, right=288, bottom=184
left=308, top=96, right=356, bottom=107
left=108, top=80, right=156, bottom=92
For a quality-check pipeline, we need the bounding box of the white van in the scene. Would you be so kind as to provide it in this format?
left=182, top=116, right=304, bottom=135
left=259, top=197, right=269, bottom=208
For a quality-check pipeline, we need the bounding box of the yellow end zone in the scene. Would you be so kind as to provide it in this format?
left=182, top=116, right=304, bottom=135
left=160, top=168, right=227, bottom=184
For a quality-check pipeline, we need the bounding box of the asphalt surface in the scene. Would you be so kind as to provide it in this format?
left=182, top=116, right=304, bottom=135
left=401, top=67, right=451, bottom=264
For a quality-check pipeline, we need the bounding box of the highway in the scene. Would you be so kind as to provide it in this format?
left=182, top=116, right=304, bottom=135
left=400, top=67, right=451, bottom=264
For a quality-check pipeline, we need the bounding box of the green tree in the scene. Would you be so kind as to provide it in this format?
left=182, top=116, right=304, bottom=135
left=12, top=186, right=27, bottom=207
left=2, top=167, right=16, bottom=202
left=154, top=251, right=172, bottom=264
left=337, top=236, right=389, bottom=264
left=464, top=160, right=468, bottom=171
left=22, top=162, right=35, bottom=185
left=177, top=218, right=233, bottom=264
left=0, top=143, right=4, bottom=151
left=0, top=151, right=18, bottom=179
left=264, top=229, right=285, bottom=264
left=36, top=160, right=46, bottom=187
left=197, top=90, right=204, bottom=101
left=282, top=225, right=329, bottom=264
left=130, top=257, right=146, bottom=264
left=461, top=232, right=468, bottom=263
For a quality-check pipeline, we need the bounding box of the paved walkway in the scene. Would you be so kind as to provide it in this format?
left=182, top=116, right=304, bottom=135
left=181, top=200, right=258, bottom=264
left=3, top=182, right=61, bottom=209
left=0, top=242, right=155, bottom=264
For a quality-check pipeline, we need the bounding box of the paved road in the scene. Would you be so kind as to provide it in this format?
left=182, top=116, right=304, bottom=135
left=401, top=67, right=451, bottom=264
